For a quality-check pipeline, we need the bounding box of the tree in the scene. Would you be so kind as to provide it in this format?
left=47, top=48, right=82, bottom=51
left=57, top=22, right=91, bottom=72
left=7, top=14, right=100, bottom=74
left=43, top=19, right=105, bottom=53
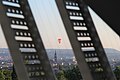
left=114, top=66, right=120, bottom=80
left=3, top=70, right=12, bottom=80
left=64, top=66, right=82, bottom=80
left=56, top=71, right=67, bottom=80
left=0, top=70, right=4, bottom=80
left=0, top=69, right=13, bottom=80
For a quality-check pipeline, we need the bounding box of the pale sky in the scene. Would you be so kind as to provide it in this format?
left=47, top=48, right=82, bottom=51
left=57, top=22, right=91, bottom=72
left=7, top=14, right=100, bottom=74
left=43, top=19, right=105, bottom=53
left=0, top=24, right=7, bottom=48
left=0, top=0, right=120, bottom=50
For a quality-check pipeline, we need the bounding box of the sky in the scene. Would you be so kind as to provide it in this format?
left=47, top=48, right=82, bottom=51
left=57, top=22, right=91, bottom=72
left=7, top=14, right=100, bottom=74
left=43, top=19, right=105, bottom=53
left=0, top=0, right=120, bottom=50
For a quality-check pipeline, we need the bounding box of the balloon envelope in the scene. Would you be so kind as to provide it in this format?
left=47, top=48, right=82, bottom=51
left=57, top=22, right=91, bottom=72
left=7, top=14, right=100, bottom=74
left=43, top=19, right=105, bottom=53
left=58, top=38, right=62, bottom=44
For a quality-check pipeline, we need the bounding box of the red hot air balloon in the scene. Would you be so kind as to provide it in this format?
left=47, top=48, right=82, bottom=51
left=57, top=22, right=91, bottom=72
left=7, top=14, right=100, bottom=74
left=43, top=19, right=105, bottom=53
left=58, top=38, right=62, bottom=44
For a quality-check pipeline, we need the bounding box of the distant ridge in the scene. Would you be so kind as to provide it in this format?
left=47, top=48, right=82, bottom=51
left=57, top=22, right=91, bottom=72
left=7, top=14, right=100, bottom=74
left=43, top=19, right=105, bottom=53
left=0, top=48, right=120, bottom=60
left=104, top=48, right=120, bottom=62
left=104, top=48, right=120, bottom=54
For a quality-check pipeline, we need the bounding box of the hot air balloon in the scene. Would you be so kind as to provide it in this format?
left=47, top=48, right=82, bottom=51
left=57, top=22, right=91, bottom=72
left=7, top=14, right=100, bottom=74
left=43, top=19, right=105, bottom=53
left=58, top=38, right=62, bottom=44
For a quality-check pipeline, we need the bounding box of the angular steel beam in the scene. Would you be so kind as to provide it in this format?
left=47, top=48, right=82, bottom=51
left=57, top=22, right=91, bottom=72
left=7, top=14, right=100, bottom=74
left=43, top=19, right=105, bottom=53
left=0, top=0, right=56, bottom=80
left=55, top=0, right=116, bottom=80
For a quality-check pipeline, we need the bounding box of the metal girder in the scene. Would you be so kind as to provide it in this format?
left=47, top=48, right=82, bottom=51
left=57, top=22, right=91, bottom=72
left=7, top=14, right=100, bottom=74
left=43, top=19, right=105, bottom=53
left=0, top=0, right=56, bottom=80
left=84, top=0, right=120, bottom=36
left=55, top=0, right=116, bottom=80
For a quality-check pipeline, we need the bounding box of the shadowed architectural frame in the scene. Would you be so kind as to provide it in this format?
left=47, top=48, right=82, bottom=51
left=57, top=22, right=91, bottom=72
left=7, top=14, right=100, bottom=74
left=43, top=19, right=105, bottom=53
left=0, top=0, right=56, bottom=80
left=55, top=0, right=116, bottom=80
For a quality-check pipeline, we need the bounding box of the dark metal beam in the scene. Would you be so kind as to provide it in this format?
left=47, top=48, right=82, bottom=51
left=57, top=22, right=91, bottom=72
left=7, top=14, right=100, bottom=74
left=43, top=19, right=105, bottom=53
left=55, top=0, right=116, bottom=80
left=84, top=0, right=120, bottom=36
left=0, top=0, right=56, bottom=80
